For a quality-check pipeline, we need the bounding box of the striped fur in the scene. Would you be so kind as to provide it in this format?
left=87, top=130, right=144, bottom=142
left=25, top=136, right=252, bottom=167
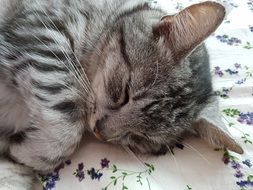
left=0, top=0, right=154, bottom=188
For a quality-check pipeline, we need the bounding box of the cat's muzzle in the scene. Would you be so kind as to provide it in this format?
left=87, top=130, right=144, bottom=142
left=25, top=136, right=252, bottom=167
left=93, top=125, right=105, bottom=141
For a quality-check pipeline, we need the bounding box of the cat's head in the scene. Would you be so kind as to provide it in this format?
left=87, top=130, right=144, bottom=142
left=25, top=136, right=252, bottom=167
left=86, top=2, right=243, bottom=155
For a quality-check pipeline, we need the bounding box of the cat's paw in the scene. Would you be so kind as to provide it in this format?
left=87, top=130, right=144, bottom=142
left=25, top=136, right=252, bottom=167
left=0, top=158, right=33, bottom=190
left=0, top=183, right=32, bottom=190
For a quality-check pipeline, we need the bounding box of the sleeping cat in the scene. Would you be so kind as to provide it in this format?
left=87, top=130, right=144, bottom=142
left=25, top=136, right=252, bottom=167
left=0, top=0, right=243, bottom=189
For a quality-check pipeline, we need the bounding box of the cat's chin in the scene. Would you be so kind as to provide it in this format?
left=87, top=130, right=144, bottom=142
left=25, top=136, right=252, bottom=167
left=110, top=135, right=169, bottom=156
left=128, top=143, right=168, bottom=156
left=102, top=133, right=173, bottom=156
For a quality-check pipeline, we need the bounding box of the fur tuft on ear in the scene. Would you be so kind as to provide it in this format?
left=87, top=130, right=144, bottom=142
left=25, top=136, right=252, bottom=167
left=193, top=97, right=243, bottom=154
left=153, top=1, right=225, bottom=60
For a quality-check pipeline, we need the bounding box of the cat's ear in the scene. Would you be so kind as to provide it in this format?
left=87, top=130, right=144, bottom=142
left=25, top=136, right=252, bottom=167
left=192, top=97, right=243, bottom=154
left=153, top=1, right=225, bottom=60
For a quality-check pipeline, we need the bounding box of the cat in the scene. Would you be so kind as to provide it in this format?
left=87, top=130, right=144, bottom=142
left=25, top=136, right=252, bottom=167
left=0, top=0, right=243, bottom=189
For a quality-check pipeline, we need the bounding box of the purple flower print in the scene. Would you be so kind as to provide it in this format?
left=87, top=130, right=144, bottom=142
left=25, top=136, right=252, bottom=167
left=44, top=180, right=56, bottom=190
left=235, top=170, right=244, bottom=178
left=237, top=180, right=248, bottom=188
left=76, top=172, right=85, bottom=182
left=238, top=112, right=253, bottom=125
left=242, top=159, right=252, bottom=168
left=222, top=150, right=253, bottom=189
left=234, top=63, right=241, bottom=69
left=236, top=180, right=253, bottom=188
left=101, top=158, right=110, bottom=169
left=78, top=163, right=84, bottom=170
left=74, top=163, right=85, bottom=182
left=236, top=79, right=246, bottom=85
left=214, top=66, right=224, bottom=77
left=65, top=160, right=72, bottom=165
left=222, top=153, right=230, bottom=165
left=223, top=88, right=230, bottom=94
left=248, top=0, right=253, bottom=11
left=39, top=162, right=66, bottom=190
left=250, top=26, right=253, bottom=32
left=216, top=35, right=241, bottom=46
left=87, top=168, right=103, bottom=181
left=40, top=172, right=60, bottom=190
left=215, top=87, right=234, bottom=99
left=225, top=69, right=238, bottom=75
left=231, top=161, right=241, bottom=169
left=54, top=163, right=65, bottom=173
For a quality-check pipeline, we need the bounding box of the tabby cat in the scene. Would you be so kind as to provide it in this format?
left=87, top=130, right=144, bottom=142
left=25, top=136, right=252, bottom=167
left=0, top=0, right=243, bottom=189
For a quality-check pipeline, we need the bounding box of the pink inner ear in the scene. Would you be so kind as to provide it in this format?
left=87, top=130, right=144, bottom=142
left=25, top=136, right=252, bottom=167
left=153, top=1, right=225, bottom=60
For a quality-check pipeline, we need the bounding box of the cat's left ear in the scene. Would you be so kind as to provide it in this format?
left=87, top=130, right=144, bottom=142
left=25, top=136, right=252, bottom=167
left=153, top=1, right=225, bottom=60
left=193, top=97, right=243, bottom=154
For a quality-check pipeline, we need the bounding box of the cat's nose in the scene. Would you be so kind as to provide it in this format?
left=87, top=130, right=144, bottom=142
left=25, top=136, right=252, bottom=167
left=93, top=124, right=104, bottom=141
left=93, top=115, right=108, bottom=141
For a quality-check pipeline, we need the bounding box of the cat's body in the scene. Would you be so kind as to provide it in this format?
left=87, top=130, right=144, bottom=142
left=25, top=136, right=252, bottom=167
left=0, top=0, right=151, bottom=171
left=0, top=0, right=243, bottom=189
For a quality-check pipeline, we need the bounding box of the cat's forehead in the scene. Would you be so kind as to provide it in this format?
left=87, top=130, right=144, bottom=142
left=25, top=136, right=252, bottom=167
left=100, top=18, right=184, bottom=95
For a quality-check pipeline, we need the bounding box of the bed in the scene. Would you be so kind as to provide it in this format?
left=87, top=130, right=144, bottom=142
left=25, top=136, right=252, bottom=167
left=36, top=0, right=253, bottom=189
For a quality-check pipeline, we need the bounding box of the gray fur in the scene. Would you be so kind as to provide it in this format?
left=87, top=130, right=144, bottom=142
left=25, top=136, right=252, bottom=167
left=0, top=0, right=242, bottom=189
left=0, top=157, right=33, bottom=190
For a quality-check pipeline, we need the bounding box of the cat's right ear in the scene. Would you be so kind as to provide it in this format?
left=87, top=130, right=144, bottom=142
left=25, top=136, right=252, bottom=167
left=153, top=1, right=225, bottom=61
left=192, top=97, right=243, bottom=154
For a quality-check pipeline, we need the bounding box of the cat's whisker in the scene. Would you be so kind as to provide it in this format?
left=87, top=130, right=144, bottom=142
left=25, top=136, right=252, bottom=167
left=106, top=134, right=124, bottom=142
left=54, top=42, right=95, bottom=98
left=29, top=70, right=90, bottom=102
left=33, top=34, right=93, bottom=100
left=157, top=134, right=210, bottom=164
left=150, top=60, right=159, bottom=88
left=122, top=145, right=147, bottom=166
left=33, top=4, right=96, bottom=97
left=106, top=131, right=132, bottom=142
left=143, top=133, right=210, bottom=164
left=122, top=145, right=167, bottom=190
left=58, top=49, right=95, bottom=101
left=183, top=142, right=211, bottom=164
left=167, top=146, right=186, bottom=182
left=28, top=33, right=94, bottom=103
left=51, top=81, right=94, bottom=104
left=29, top=10, right=94, bottom=99
left=167, top=145, right=178, bottom=166
left=106, top=137, right=119, bottom=142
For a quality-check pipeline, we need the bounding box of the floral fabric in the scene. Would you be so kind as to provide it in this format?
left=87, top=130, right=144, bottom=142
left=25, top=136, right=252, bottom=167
left=35, top=0, right=253, bottom=189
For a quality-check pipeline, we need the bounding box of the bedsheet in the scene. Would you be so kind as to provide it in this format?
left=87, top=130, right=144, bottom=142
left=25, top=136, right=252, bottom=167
left=35, top=0, right=253, bottom=189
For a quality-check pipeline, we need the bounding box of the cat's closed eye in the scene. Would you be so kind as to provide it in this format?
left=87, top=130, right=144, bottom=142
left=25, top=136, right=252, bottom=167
left=109, top=82, right=130, bottom=109
left=120, top=83, right=130, bottom=106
